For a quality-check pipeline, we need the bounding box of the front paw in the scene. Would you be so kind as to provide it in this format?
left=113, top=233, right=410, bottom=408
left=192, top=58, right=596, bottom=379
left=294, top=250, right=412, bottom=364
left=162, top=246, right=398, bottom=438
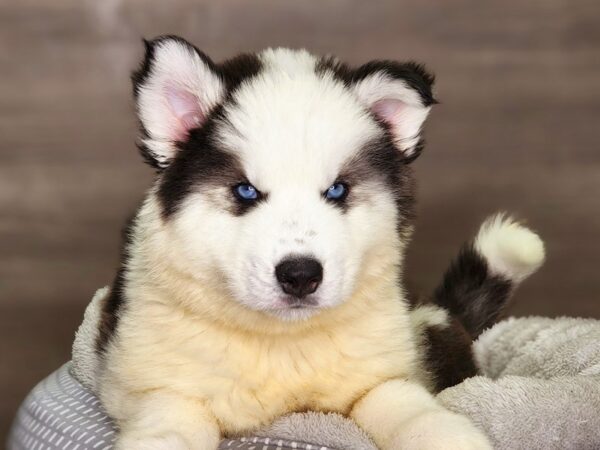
left=115, top=432, right=193, bottom=450
left=389, top=410, right=492, bottom=450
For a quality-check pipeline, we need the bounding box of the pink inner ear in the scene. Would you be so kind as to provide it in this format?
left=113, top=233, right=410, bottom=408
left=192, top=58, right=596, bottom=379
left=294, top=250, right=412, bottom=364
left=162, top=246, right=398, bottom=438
left=371, top=98, right=407, bottom=124
left=164, top=83, right=204, bottom=141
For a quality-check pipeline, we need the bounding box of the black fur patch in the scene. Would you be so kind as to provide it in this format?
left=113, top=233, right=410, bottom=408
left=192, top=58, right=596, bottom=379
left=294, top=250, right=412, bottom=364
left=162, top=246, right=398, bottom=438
left=433, top=244, right=513, bottom=339
left=96, top=212, right=137, bottom=354
left=158, top=106, right=244, bottom=218
left=219, top=53, right=264, bottom=94
left=157, top=105, right=270, bottom=218
left=422, top=318, right=479, bottom=393
left=339, top=137, right=416, bottom=233
left=419, top=237, right=518, bottom=391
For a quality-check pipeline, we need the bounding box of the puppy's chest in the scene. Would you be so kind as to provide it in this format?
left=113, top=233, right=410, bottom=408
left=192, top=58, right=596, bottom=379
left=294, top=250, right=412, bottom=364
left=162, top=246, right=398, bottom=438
left=155, top=321, right=414, bottom=433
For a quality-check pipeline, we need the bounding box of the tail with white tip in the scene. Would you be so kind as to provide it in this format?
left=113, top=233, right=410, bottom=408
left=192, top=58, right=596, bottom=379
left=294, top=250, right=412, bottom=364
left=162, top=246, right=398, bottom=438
left=414, top=214, right=544, bottom=391
left=433, top=213, right=545, bottom=339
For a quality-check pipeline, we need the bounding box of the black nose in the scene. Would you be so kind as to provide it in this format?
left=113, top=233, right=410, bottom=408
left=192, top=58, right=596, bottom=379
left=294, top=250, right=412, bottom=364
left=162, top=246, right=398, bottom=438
left=275, top=257, right=323, bottom=298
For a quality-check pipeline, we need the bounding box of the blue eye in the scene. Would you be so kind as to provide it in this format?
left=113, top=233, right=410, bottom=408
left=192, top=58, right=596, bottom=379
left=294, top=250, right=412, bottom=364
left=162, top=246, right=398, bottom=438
left=235, top=183, right=259, bottom=201
left=325, top=182, right=348, bottom=201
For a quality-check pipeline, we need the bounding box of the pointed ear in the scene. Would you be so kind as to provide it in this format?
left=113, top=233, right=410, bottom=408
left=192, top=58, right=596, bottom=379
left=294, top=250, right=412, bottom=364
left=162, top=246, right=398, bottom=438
left=351, top=62, right=436, bottom=162
left=132, top=36, right=225, bottom=169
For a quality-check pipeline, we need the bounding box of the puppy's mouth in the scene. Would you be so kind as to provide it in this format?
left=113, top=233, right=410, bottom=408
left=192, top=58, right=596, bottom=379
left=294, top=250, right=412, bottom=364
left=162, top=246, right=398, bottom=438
left=287, top=302, right=314, bottom=310
left=282, top=295, right=319, bottom=308
left=289, top=304, right=307, bottom=309
left=264, top=296, right=323, bottom=321
left=268, top=295, right=321, bottom=313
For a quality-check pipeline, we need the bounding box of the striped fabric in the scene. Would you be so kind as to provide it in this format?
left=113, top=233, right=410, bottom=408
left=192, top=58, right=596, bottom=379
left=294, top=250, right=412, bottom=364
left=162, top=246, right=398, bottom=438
left=7, top=363, right=333, bottom=450
left=220, top=438, right=332, bottom=450
left=8, top=364, right=116, bottom=450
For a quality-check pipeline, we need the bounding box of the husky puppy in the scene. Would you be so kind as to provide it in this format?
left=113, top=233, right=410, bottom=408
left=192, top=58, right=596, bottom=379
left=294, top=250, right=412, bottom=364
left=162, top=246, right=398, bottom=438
left=96, top=36, right=544, bottom=449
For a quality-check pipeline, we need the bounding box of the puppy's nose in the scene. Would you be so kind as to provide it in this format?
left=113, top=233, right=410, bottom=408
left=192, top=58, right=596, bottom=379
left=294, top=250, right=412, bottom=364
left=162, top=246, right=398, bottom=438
left=275, top=257, right=323, bottom=298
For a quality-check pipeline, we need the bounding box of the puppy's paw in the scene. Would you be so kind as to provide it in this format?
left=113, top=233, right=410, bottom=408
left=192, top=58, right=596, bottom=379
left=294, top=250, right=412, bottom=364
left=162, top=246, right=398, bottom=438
left=389, top=410, right=492, bottom=450
left=115, top=432, right=191, bottom=450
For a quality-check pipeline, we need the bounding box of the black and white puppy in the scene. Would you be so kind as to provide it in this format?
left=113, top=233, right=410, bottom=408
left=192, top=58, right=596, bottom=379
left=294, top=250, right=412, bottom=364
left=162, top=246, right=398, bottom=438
left=96, top=36, right=544, bottom=449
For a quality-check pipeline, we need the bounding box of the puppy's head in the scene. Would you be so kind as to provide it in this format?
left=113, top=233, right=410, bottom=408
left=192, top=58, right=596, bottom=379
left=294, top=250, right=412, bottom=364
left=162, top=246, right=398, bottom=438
left=133, top=36, right=435, bottom=321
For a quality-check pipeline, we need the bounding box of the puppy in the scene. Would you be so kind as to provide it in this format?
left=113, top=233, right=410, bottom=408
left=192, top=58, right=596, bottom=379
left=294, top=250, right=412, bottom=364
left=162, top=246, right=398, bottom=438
left=95, top=36, right=543, bottom=449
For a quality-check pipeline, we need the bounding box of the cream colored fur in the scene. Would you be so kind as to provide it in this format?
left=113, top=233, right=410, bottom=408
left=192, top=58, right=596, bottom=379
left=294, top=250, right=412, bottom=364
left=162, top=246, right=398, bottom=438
left=475, top=213, right=545, bottom=282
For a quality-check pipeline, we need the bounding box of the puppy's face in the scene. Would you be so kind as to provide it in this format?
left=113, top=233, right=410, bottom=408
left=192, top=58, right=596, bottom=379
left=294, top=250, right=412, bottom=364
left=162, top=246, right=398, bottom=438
left=133, top=38, right=435, bottom=320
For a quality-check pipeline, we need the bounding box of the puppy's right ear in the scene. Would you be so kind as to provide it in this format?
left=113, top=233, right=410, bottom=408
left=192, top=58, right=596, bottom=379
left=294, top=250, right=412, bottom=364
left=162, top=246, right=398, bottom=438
left=132, top=36, right=224, bottom=169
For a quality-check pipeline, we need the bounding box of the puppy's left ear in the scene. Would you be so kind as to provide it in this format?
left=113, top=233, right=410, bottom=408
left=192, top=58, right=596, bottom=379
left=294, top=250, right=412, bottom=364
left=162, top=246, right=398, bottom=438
left=351, top=62, right=436, bottom=162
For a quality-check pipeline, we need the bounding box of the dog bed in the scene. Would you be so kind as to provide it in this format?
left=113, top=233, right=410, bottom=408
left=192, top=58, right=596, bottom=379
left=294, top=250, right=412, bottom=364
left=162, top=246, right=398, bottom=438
left=8, top=288, right=600, bottom=450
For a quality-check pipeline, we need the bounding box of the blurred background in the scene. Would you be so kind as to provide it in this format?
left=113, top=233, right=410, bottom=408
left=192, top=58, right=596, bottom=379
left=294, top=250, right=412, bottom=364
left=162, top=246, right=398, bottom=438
left=1, top=0, right=599, bottom=440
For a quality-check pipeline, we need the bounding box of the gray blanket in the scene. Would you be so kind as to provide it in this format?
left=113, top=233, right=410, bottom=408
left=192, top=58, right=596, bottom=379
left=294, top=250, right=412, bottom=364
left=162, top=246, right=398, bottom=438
left=10, top=287, right=600, bottom=450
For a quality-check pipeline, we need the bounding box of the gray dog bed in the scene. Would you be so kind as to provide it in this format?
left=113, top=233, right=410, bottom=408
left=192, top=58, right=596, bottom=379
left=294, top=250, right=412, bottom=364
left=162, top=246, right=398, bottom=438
left=8, top=288, right=600, bottom=449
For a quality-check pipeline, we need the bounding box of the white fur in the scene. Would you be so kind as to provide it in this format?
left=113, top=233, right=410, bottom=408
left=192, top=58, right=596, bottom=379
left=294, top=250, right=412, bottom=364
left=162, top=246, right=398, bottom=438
left=260, top=47, right=317, bottom=75
left=410, top=304, right=450, bottom=334
left=475, top=213, right=545, bottom=282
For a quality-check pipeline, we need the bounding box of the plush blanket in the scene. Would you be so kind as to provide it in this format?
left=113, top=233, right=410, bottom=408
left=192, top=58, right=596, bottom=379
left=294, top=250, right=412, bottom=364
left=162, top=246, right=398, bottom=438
left=37, top=288, right=600, bottom=449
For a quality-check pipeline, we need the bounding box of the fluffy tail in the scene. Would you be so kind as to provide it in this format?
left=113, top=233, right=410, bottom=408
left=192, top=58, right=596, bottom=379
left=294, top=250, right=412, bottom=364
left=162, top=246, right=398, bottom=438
left=412, top=214, right=545, bottom=391
left=433, top=213, right=545, bottom=338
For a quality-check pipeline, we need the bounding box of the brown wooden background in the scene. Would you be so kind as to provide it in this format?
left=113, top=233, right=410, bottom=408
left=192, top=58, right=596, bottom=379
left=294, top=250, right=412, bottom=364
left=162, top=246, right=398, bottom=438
left=1, top=0, right=599, bottom=440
